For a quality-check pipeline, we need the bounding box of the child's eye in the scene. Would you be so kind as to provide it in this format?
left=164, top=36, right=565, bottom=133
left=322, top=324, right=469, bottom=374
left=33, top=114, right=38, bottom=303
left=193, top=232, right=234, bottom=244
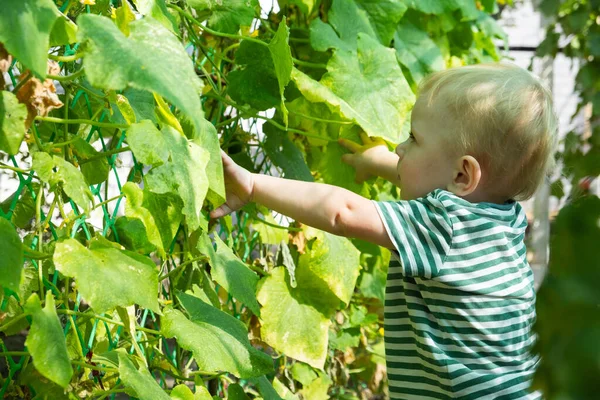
left=408, top=132, right=415, bottom=141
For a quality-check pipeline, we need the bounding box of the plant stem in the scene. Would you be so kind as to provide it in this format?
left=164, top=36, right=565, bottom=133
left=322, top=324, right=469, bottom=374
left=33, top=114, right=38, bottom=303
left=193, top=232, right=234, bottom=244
left=0, top=352, right=29, bottom=357
left=169, top=4, right=268, bottom=47
left=292, top=57, right=327, bottom=69
left=204, top=93, right=337, bottom=142
left=159, top=256, right=208, bottom=281
left=48, top=69, right=85, bottom=82
left=71, top=360, right=118, bottom=373
left=253, top=215, right=302, bottom=231
left=35, top=116, right=129, bottom=130
left=48, top=53, right=82, bottom=62
left=0, top=162, right=31, bottom=174
left=78, top=147, right=131, bottom=165
left=56, top=310, right=162, bottom=336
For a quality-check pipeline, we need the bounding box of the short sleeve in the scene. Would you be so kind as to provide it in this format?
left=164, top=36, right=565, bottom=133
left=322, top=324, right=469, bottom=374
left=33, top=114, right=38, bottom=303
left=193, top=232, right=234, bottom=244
left=373, top=191, right=453, bottom=279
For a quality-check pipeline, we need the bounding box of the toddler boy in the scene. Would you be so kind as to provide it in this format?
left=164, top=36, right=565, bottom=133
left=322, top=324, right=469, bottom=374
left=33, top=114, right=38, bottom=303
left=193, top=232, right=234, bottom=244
left=211, top=63, right=558, bottom=399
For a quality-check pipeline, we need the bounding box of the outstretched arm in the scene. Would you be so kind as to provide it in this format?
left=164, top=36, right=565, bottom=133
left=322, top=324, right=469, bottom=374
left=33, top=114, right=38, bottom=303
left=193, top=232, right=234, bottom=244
left=210, top=151, right=393, bottom=249
left=338, top=132, right=401, bottom=186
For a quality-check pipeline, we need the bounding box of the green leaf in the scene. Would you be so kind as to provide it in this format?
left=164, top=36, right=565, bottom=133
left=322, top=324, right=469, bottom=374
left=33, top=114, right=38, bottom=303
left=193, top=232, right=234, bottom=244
left=298, top=227, right=361, bottom=309
left=132, top=0, right=179, bottom=34
left=252, top=214, right=289, bottom=245
left=122, top=182, right=183, bottom=257
left=32, top=152, right=93, bottom=213
left=0, top=218, right=22, bottom=292
left=71, top=138, right=110, bottom=185
left=24, top=293, right=73, bottom=388
left=49, top=11, right=78, bottom=47
left=0, top=0, right=59, bottom=78
left=269, top=17, right=293, bottom=125
left=318, top=34, right=415, bottom=143
left=273, top=377, right=300, bottom=400
left=126, top=120, right=169, bottom=166
left=309, top=19, right=353, bottom=52
left=185, top=0, right=258, bottom=34
left=161, top=293, right=273, bottom=378
left=77, top=15, right=224, bottom=201
left=310, top=0, right=407, bottom=50
left=53, top=237, right=160, bottom=314
left=114, top=216, right=157, bottom=254
left=256, top=267, right=331, bottom=369
left=329, top=327, right=360, bottom=350
left=228, top=41, right=281, bottom=111
left=143, top=126, right=210, bottom=232
left=250, top=376, right=284, bottom=400
left=196, top=234, right=261, bottom=316
left=394, top=21, right=445, bottom=83
left=300, top=374, right=332, bottom=400
left=169, top=384, right=194, bottom=400
left=263, top=123, right=314, bottom=182
left=118, top=351, right=170, bottom=400
left=291, top=362, right=317, bottom=386
left=0, top=91, right=28, bottom=155
left=227, top=384, right=250, bottom=400
left=291, top=35, right=414, bottom=143
left=319, top=128, right=370, bottom=196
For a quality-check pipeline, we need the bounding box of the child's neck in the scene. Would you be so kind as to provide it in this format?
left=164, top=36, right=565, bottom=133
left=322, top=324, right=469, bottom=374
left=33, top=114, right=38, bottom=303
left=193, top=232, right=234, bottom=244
left=461, top=190, right=512, bottom=205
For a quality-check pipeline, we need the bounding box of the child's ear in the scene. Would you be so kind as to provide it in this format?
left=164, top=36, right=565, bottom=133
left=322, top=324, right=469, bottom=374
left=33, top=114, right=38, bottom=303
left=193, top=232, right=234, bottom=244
left=447, top=156, right=481, bottom=197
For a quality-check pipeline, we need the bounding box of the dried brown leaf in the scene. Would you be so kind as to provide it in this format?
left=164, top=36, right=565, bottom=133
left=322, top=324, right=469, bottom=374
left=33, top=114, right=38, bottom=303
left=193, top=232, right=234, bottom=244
left=0, top=43, right=12, bottom=90
left=16, top=61, right=63, bottom=129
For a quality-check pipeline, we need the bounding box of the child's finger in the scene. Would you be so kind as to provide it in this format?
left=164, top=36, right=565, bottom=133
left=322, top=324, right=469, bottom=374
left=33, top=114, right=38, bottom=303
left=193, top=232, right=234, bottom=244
left=210, top=204, right=233, bottom=219
left=359, top=131, right=371, bottom=144
left=341, top=154, right=354, bottom=166
left=338, top=138, right=361, bottom=153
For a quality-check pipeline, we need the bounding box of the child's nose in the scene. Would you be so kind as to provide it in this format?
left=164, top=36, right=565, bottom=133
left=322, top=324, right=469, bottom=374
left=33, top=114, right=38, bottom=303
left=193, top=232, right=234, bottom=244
left=395, top=144, right=405, bottom=160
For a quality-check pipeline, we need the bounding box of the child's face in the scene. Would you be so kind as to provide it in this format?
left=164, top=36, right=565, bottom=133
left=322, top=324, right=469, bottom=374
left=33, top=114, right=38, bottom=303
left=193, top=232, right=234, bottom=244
left=394, top=96, right=457, bottom=200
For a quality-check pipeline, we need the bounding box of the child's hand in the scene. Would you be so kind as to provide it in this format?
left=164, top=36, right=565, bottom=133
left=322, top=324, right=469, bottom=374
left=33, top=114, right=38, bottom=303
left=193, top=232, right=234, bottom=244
left=338, top=132, right=391, bottom=183
left=210, top=150, right=254, bottom=219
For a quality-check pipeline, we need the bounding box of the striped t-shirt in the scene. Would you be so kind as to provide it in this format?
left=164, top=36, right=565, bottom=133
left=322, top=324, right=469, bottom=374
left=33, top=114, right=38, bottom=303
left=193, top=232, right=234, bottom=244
left=373, top=189, right=541, bottom=400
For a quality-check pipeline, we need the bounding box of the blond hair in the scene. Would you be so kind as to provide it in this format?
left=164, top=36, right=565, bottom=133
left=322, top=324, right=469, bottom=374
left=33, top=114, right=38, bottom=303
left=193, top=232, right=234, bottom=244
left=418, top=63, right=558, bottom=201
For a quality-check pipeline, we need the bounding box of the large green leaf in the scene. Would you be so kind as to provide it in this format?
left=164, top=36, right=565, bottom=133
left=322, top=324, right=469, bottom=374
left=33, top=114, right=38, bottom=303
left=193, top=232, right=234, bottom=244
left=404, top=0, right=478, bottom=19
left=161, top=293, right=273, bottom=378
left=319, top=126, right=369, bottom=196
left=263, top=123, right=313, bottom=182
left=122, top=182, right=183, bottom=257
left=126, top=120, right=169, bottom=166
left=319, top=34, right=414, bottom=143
left=285, top=96, right=348, bottom=143
left=77, top=15, right=224, bottom=203
left=298, top=227, right=361, bottom=309
left=0, top=0, right=59, bottom=78
left=196, top=234, right=260, bottom=316
left=292, top=35, right=414, bottom=143
left=228, top=42, right=281, bottom=111
left=118, top=351, right=170, bottom=400
left=256, top=267, right=331, bottom=369
left=0, top=91, right=28, bottom=155
left=269, top=18, right=293, bottom=125
left=185, top=0, right=258, bottom=34
left=0, top=218, right=23, bottom=292
left=228, top=20, right=292, bottom=120
left=32, top=152, right=93, bottom=213
left=24, top=293, right=73, bottom=388
left=71, top=138, right=110, bottom=185
left=131, top=0, right=178, bottom=33
left=310, top=0, right=406, bottom=50
left=394, top=21, right=446, bottom=83
left=141, top=125, right=210, bottom=232
left=53, top=237, right=160, bottom=314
